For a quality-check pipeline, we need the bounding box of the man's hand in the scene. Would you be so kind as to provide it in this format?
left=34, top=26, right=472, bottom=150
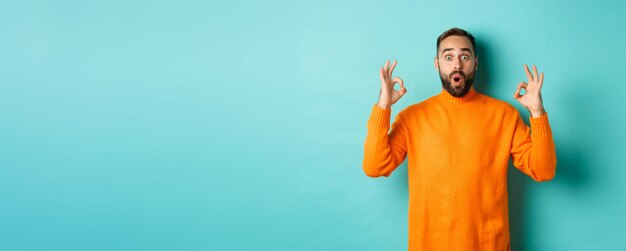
left=514, top=64, right=546, bottom=118
left=377, top=60, right=407, bottom=109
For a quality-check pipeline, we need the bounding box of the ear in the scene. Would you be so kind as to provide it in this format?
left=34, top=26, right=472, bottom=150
left=434, top=57, right=439, bottom=71
left=474, top=56, right=479, bottom=71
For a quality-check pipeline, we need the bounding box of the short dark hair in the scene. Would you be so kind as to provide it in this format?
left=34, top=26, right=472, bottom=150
left=436, top=27, right=476, bottom=56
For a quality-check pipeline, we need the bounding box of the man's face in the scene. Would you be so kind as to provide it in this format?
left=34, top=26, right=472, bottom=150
left=435, top=35, right=478, bottom=97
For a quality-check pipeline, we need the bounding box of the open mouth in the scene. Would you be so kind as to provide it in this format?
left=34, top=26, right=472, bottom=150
left=452, top=73, right=464, bottom=85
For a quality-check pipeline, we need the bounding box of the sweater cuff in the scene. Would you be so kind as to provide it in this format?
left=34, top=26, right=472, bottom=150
left=368, top=104, right=391, bottom=130
left=529, top=112, right=552, bottom=138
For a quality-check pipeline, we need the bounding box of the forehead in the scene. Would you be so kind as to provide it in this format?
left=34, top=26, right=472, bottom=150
left=439, top=35, right=473, bottom=54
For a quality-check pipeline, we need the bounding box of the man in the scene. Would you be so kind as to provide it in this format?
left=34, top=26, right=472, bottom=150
left=362, top=27, right=556, bottom=250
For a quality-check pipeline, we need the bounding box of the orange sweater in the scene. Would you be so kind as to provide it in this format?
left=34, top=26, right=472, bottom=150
left=363, top=87, right=556, bottom=251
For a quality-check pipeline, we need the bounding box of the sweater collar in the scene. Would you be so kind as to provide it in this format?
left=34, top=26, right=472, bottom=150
left=437, top=86, right=479, bottom=105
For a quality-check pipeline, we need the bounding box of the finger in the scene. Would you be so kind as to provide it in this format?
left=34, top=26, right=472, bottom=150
left=393, top=76, right=404, bottom=89
left=513, top=81, right=527, bottom=99
left=380, top=67, right=385, bottom=81
left=396, top=77, right=407, bottom=96
left=513, top=88, right=522, bottom=99
left=384, top=60, right=390, bottom=76
left=388, top=60, right=397, bottom=78
left=513, top=85, right=521, bottom=99
left=532, top=65, right=539, bottom=82
left=513, top=89, right=521, bottom=99
left=399, top=87, right=407, bottom=96
left=539, top=72, right=544, bottom=87
left=524, top=64, right=533, bottom=82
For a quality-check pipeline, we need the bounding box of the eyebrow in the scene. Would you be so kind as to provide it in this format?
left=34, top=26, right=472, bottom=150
left=441, top=48, right=473, bottom=55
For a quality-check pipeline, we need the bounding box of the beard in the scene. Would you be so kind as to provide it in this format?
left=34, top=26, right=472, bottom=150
left=438, top=68, right=475, bottom=97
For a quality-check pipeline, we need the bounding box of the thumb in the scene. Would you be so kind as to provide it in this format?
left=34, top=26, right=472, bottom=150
left=393, top=76, right=404, bottom=88
left=394, top=77, right=407, bottom=95
left=513, top=81, right=527, bottom=99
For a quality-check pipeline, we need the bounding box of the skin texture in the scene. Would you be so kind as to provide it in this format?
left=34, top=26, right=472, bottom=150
left=434, top=35, right=477, bottom=97
left=376, top=60, right=405, bottom=109
left=376, top=35, right=547, bottom=117
left=514, top=64, right=547, bottom=117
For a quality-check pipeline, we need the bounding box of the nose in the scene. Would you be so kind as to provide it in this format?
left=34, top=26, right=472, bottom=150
left=453, top=58, right=462, bottom=70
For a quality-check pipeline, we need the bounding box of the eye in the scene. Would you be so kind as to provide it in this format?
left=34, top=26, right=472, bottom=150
left=461, top=55, right=469, bottom=60
left=445, top=55, right=452, bottom=61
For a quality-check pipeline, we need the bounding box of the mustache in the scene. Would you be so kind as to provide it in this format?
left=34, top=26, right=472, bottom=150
left=449, top=71, right=466, bottom=79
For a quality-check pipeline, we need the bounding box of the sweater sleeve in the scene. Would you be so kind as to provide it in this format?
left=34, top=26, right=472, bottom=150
left=362, top=104, right=408, bottom=177
left=510, top=110, right=557, bottom=182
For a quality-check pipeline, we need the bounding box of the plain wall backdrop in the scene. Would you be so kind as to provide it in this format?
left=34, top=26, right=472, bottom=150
left=1, top=0, right=625, bottom=250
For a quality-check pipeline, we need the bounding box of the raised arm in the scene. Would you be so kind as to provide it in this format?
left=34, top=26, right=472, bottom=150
left=362, top=60, right=409, bottom=177
left=511, top=64, right=557, bottom=181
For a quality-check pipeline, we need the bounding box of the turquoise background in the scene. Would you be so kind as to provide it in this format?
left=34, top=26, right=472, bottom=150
left=1, top=0, right=625, bottom=250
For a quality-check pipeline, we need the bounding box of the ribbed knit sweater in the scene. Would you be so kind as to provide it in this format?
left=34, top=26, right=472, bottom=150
left=362, top=87, right=556, bottom=251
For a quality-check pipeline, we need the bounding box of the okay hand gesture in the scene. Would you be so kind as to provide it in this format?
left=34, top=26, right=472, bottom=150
left=377, top=60, right=407, bottom=109
left=514, top=64, right=546, bottom=117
